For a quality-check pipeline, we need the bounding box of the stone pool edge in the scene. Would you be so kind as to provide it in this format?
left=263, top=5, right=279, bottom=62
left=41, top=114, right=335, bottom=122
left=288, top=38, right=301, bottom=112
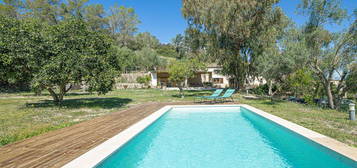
left=62, top=104, right=357, bottom=168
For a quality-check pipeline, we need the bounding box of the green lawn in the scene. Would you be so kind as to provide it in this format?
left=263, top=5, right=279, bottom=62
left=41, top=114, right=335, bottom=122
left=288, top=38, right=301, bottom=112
left=0, top=89, right=356, bottom=148
left=0, top=89, right=209, bottom=146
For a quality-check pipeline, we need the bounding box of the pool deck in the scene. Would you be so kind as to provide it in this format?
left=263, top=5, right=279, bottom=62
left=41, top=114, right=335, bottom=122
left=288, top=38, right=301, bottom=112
left=0, top=102, right=194, bottom=168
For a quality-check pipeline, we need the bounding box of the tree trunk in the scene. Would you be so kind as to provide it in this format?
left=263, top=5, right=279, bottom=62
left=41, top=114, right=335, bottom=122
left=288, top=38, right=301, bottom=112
left=238, top=78, right=244, bottom=90
left=48, top=88, right=60, bottom=103
left=178, top=85, right=184, bottom=98
left=325, top=83, right=335, bottom=109
left=184, top=78, right=188, bottom=88
left=47, top=84, right=70, bottom=104
left=268, top=80, right=273, bottom=96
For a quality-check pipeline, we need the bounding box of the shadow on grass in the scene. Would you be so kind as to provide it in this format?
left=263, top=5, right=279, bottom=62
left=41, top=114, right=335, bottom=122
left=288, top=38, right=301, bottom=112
left=26, top=97, right=132, bottom=109
left=171, top=90, right=211, bottom=98
left=261, top=99, right=285, bottom=105
left=33, top=92, right=94, bottom=97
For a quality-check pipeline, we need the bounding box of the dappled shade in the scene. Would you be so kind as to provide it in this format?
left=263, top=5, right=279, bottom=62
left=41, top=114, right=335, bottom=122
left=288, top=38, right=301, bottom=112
left=26, top=97, right=132, bottom=109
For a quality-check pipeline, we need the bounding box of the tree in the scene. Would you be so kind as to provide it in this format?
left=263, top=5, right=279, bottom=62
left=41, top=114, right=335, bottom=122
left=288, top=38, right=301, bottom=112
left=171, top=34, right=187, bottom=59
left=136, top=48, right=165, bottom=71
left=299, top=0, right=355, bottom=109
left=256, top=26, right=309, bottom=96
left=60, top=0, right=88, bottom=19
left=0, top=0, right=23, bottom=18
left=156, top=44, right=179, bottom=58
left=30, top=19, right=118, bottom=103
left=84, top=4, right=108, bottom=32
left=108, top=4, right=140, bottom=47
left=0, top=16, right=44, bottom=91
left=168, top=59, right=205, bottom=97
left=25, top=0, right=62, bottom=24
left=110, top=46, right=137, bottom=72
left=135, top=32, right=160, bottom=50
left=182, top=0, right=286, bottom=89
left=286, top=69, right=315, bottom=97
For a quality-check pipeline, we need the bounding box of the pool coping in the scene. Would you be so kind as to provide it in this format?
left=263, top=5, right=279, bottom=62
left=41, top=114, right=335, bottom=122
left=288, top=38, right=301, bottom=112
left=62, top=104, right=357, bottom=168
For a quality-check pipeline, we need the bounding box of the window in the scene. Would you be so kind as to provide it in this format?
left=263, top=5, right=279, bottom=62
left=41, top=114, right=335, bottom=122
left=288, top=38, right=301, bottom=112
left=213, top=78, right=223, bottom=84
left=214, top=70, right=222, bottom=74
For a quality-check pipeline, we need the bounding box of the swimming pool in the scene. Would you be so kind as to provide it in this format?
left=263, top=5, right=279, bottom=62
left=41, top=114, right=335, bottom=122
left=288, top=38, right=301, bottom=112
left=63, top=105, right=357, bottom=168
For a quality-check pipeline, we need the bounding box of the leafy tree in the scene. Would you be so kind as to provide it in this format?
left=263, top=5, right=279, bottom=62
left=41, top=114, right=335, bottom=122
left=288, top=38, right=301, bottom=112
left=60, top=0, right=88, bottom=19
left=0, top=0, right=23, bottom=18
left=108, top=4, right=140, bottom=47
left=30, top=19, right=118, bottom=103
left=299, top=0, right=355, bottom=109
left=346, top=63, right=357, bottom=94
left=135, top=32, right=160, bottom=50
left=168, top=59, right=205, bottom=97
left=135, top=48, right=165, bottom=71
left=286, top=69, right=315, bottom=97
left=156, top=44, right=179, bottom=58
left=84, top=4, right=108, bottom=32
left=171, top=34, right=187, bottom=59
left=110, top=46, right=138, bottom=72
left=256, top=26, right=309, bottom=96
left=25, top=0, right=62, bottom=24
left=182, top=0, right=287, bottom=89
left=0, top=16, right=45, bottom=91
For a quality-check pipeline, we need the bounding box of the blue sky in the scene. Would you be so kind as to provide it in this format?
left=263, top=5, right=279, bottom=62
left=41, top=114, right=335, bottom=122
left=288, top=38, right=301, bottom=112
left=91, top=0, right=356, bottom=43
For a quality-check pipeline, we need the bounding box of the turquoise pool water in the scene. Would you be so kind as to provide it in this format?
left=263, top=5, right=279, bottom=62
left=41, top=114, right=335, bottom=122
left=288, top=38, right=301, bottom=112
left=96, top=107, right=357, bottom=168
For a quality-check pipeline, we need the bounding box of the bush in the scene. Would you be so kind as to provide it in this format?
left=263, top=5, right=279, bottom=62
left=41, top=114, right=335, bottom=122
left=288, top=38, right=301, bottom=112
left=250, top=84, right=278, bottom=95
left=136, top=75, right=151, bottom=85
left=303, top=94, right=314, bottom=105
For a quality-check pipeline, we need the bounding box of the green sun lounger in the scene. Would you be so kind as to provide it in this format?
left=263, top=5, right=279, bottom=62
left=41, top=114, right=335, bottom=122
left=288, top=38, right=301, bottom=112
left=206, top=89, right=236, bottom=102
left=216, top=89, right=235, bottom=102
left=196, top=89, right=223, bottom=102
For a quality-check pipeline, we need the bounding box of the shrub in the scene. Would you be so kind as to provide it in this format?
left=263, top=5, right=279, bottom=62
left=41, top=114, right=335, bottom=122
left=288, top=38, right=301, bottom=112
left=136, top=75, right=151, bottom=86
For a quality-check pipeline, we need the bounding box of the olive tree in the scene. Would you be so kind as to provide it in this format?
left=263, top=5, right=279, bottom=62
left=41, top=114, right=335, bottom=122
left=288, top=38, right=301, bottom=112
left=182, top=0, right=286, bottom=89
left=168, top=59, right=205, bottom=97
left=299, top=0, right=356, bottom=109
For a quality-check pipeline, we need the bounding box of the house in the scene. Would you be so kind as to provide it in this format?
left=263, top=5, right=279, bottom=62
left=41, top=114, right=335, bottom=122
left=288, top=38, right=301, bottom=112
left=149, top=64, right=230, bottom=88
left=207, top=64, right=230, bottom=88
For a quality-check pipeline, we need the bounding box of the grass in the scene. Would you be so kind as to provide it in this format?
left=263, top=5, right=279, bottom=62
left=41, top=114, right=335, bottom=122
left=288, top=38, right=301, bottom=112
left=0, top=89, right=209, bottom=146
left=0, top=89, right=356, bottom=148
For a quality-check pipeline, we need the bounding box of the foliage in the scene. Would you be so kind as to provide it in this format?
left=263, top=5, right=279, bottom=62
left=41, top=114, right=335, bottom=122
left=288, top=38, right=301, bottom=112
left=0, top=16, right=44, bottom=91
left=286, top=69, right=315, bottom=97
left=84, top=4, right=108, bottom=32
left=298, top=0, right=355, bottom=109
left=168, top=59, right=205, bottom=97
left=135, top=32, right=160, bottom=50
left=346, top=63, right=357, bottom=93
left=135, top=48, right=165, bottom=71
left=171, top=34, right=187, bottom=59
left=253, top=24, right=307, bottom=96
left=0, top=0, right=23, bottom=18
left=156, top=44, right=179, bottom=58
left=111, top=46, right=138, bottom=72
left=182, top=0, right=287, bottom=89
left=108, top=4, right=140, bottom=47
left=33, top=19, right=119, bottom=103
left=0, top=16, right=120, bottom=102
left=136, top=75, right=151, bottom=86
